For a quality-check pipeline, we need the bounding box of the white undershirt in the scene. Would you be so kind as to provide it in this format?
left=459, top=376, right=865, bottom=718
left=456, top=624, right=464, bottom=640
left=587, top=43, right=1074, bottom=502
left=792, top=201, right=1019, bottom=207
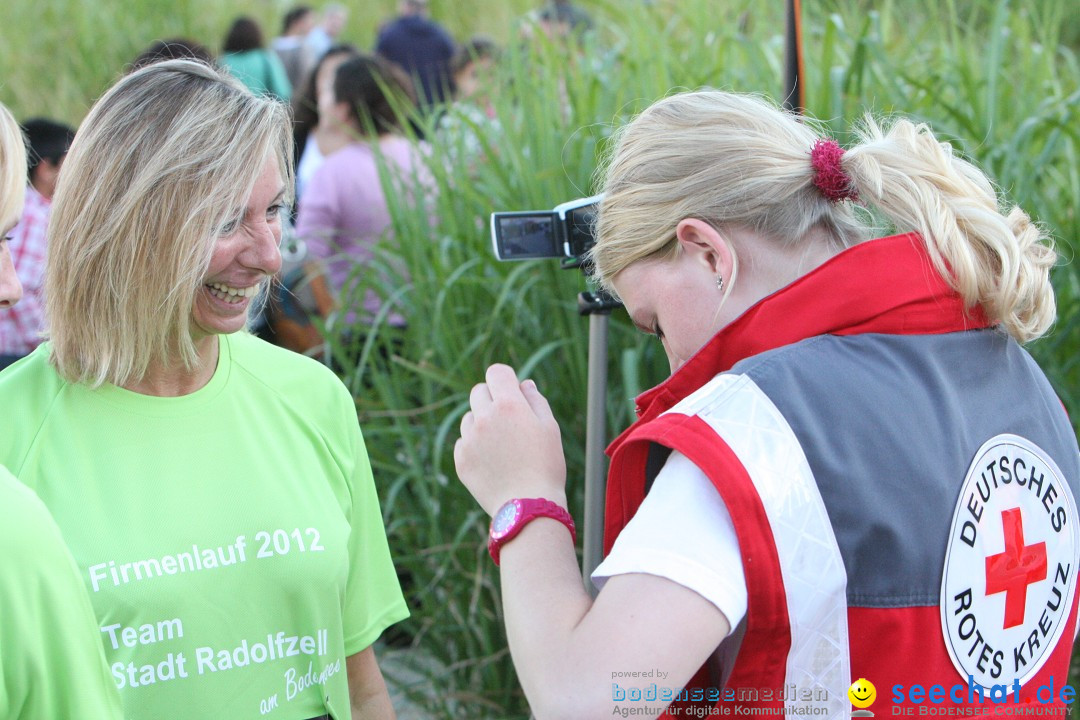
left=591, top=450, right=748, bottom=636
left=295, top=135, right=325, bottom=203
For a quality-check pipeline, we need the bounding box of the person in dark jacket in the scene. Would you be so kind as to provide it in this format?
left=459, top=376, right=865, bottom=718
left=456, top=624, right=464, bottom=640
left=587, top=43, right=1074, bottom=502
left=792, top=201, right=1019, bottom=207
left=375, top=0, right=456, bottom=112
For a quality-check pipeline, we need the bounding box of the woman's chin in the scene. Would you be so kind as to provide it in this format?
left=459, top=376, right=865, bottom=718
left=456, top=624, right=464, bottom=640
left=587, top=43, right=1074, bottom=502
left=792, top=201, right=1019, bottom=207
left=192, top=288, right=252, bottom=339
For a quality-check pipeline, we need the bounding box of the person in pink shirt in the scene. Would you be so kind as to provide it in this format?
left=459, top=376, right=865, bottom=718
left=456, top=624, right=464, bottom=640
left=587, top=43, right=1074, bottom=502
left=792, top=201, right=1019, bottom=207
left=295, top=54, right=433, bottom=343
left=0, top=118, right=74, bottom=369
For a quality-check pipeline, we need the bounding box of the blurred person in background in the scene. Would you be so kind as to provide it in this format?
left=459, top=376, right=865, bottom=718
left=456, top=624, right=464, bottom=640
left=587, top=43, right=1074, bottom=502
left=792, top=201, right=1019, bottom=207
left=272, top=5, right=316, bottom=92
left=0, top=60, right=407, bottom=720
left=449, top=35, right=498, bottom=112
left=295, top=54, right=432, bottom=351
left=375, top=0, right=456, bottom=113
left=437, top=35, right=501, bottom=173
left=305, top=4, right=348, bottom=67
left=292, top=43, right=360, bottom=203
left=538, top=0, right=593, bottom=36
left=0, top=117, right=74, bottom=369
left=129, top=37, right=215, bottom=71
left=0, top=101, right=124, bottom=720
left=261, top=44, right=360, bottom=355
left=221, top=16, right=292, bottom=102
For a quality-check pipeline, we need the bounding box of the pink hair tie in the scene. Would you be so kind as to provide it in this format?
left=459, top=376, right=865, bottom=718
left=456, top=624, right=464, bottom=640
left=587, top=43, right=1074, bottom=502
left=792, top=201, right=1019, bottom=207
left=810, top=138, right=858, bottom=203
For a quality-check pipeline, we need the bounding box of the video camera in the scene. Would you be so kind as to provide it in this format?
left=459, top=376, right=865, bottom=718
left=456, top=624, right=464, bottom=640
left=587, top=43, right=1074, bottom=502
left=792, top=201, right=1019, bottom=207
left=489, top=195, right=602, bottom=262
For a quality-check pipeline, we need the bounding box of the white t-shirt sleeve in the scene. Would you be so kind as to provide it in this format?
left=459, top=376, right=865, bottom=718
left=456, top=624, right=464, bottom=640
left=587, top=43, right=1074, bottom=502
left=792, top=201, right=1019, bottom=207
left=591, top=450, right=748, bottom=635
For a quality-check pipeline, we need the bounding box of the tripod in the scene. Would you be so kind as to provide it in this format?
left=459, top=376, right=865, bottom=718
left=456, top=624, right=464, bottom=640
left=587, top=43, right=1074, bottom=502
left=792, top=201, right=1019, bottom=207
left=564, top=258, right=623, bottom=596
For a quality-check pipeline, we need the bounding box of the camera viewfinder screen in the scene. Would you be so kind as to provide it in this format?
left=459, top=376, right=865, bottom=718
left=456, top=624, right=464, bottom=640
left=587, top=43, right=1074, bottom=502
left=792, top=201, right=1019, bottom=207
left=492, top=213, right=560, bottom=260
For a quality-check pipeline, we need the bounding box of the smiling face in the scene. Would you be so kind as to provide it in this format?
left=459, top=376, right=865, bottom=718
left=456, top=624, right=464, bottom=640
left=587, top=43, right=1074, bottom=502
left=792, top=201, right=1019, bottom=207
left=848, top=678, right=876, bottom=708
left=190, top=155, right=285, bottom=344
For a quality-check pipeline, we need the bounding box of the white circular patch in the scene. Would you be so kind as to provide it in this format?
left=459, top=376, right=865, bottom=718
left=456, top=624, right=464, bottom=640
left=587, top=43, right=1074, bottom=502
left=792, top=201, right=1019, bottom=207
left=941, top=434, right=1078, bottom=690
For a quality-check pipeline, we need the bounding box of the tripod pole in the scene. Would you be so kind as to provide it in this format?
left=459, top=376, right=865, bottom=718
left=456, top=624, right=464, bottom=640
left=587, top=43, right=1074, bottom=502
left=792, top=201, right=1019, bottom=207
left=580, top=302, right=613, bottom=595
left=572, top=280, right=622, bottom=595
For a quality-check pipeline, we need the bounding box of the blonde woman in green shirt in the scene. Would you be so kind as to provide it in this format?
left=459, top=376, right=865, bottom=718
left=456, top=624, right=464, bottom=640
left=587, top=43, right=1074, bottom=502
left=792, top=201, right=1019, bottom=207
left=0, top=62, right=407, bottom=720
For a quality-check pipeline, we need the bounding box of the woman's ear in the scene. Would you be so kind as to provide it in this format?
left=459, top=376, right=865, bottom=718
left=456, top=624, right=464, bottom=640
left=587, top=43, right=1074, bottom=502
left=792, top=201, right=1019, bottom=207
left=675, top=218, right=734, bottom=279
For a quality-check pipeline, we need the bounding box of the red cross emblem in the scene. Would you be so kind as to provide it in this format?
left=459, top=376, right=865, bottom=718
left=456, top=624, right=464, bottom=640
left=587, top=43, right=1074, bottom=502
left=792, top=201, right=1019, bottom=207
left=985, top=508, right=1047, bottom=629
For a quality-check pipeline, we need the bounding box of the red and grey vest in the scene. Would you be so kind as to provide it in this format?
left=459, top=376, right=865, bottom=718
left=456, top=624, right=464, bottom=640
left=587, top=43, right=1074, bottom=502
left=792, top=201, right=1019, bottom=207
left=605, top=234, right=1080, bottom=717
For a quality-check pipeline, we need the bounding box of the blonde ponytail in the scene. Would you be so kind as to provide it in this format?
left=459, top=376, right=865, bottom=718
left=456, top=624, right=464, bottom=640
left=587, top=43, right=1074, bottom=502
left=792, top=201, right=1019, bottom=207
left=592, top=91, right=1057, bottom=343
left=844, top=118, right=1056, bottom=343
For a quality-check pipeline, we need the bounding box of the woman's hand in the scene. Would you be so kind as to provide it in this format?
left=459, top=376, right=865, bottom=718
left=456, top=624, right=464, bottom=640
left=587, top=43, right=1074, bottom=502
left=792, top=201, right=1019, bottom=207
left=454, top=364, right=567, bottom=516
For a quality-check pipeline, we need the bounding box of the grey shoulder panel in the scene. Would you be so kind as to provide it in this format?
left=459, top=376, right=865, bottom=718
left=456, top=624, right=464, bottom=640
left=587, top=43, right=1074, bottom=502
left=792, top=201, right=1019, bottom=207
left=732, top=330, right=1080, bottom=607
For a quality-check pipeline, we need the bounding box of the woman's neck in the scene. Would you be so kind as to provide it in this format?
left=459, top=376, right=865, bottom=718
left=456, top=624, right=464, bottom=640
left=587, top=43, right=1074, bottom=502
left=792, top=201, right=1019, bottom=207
left=736, top=225, right=841, bottom=297
left=314, top=123, right=352, bottom=156
left=122, top=335, right=219, bottom=397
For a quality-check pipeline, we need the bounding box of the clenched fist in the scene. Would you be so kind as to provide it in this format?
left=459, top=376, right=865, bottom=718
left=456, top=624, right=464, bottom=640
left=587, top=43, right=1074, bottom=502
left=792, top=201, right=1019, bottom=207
left=454, top=364, right=568, bottom=516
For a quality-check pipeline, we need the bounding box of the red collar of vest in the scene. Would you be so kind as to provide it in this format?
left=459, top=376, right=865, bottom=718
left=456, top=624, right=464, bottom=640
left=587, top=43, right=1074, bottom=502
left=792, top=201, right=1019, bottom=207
left=608, top=232, right=990, bottom=454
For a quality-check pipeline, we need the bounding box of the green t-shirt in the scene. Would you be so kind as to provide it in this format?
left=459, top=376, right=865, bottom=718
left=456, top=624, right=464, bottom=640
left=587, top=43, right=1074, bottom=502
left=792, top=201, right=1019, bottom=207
left=0, top=333, right=408, bottom=719
left=0, top=466, right=124, bottom=719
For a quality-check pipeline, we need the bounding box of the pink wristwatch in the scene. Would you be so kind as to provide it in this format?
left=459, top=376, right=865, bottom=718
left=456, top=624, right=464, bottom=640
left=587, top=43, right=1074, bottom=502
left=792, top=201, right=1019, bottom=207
left=488, top=498, right=577, bottom=566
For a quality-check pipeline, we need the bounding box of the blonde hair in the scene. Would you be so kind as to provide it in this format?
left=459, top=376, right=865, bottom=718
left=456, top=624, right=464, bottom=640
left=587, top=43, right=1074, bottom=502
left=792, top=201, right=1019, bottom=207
left=46, top=59, right=294, bottom=387
left=591, top=91, right=1056, bottom=343
left=0, top=103, right=26, bottom=231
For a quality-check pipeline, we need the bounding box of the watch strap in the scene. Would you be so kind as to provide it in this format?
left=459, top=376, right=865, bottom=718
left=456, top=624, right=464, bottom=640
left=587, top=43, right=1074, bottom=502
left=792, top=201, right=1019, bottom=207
left=488, top=498, right=576, bottom=566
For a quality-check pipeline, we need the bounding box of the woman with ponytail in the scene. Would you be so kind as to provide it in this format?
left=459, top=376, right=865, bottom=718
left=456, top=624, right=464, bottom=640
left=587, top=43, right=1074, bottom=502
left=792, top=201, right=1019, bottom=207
left=454, top=90, right=1080, bottom=718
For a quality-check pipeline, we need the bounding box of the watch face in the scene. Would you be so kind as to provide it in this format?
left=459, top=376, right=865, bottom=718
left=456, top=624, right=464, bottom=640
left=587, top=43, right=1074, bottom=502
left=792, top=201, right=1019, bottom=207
left=490, top=501, right=521, bottom=539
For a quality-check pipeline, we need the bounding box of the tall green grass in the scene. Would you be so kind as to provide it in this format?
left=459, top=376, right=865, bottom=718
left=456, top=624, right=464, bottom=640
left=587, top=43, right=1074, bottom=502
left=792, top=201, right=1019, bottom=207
left=3, top=0, right=1079, bottom=717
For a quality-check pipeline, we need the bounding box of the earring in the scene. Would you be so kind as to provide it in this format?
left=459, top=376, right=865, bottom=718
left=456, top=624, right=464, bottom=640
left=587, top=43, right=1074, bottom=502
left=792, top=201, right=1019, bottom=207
left=716, top=275, right=724, bottom=292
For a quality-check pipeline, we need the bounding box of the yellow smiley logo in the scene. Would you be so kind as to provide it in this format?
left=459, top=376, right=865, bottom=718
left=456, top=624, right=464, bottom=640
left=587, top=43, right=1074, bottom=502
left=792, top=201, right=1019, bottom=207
left=848, top=678, right=876, bottom=709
